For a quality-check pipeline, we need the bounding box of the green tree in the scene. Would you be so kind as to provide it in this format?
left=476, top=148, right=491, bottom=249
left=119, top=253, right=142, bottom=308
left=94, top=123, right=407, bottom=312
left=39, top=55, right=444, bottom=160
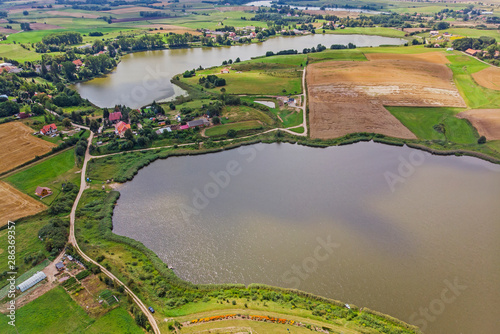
left=62, top=118, right=72, bottom=128
left=124, top=128, right=134, bottom=141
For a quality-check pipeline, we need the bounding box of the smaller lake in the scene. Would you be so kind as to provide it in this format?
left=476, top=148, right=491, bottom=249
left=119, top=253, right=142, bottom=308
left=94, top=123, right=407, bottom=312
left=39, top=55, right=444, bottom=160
left=245, top=1, right=385, bottom=14
left=76, top=34, right=404, bottom=108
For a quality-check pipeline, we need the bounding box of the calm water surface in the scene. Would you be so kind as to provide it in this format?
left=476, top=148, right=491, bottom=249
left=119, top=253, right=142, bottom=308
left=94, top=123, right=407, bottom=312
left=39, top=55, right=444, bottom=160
left=113, top=142, right=500, bottom=334
left=76, top=34, right=403, bottom=108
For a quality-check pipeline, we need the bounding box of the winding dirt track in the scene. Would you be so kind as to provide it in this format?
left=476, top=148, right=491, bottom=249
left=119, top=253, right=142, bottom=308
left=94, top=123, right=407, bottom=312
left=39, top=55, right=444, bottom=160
left=68, top=131, right=161, bottom=334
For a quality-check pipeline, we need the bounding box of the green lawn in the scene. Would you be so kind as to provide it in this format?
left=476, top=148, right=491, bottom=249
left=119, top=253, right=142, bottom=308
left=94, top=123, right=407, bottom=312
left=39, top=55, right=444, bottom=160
left=446, top=55, right=500, bottom=109
left=387, top=106, right=478, bottom=144
left=0, top=286, right=93, bottom=334
left=307, top=49, right=367, bottom=62
left=324, top=26, right=406, bottom=38
left=5, top=149, right=79, bottom=204
left=288, top=126, right=305, bottom=134
left=205, top=120, right=263, bottom=137
left=85, top=307, right=143, bottom=334
left=184, top=68, right=303, bottom=95
left=245, top=54, right=308, bottom=67
left=443, top=28, right=500, bottom=40
left=0, top=286, right=142, bottom=334
left=224, top=105, right=274, bottom=125
left=0, top=44, right=53, bottom=62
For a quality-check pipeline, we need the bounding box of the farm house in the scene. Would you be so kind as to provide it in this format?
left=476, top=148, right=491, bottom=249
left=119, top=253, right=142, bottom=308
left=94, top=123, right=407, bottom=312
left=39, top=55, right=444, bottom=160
left=16, top=271, right=47, bottom=292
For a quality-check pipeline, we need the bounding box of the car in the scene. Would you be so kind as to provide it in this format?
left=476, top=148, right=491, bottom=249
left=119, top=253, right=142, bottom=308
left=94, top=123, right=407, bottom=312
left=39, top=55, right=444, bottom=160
left=148, top=306, right=155, bottom=313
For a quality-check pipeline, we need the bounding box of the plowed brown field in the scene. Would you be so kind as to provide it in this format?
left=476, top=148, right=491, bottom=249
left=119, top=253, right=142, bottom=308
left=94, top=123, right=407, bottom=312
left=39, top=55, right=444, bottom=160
left=457, top=109, right=500, bottom=140
left=0, top=181, right=46, bottom=225
left=307, top=54, right=466, bottom=139
left=0, top=122, right=56, bottom=174
left=472, top=67, right=500, bottom=91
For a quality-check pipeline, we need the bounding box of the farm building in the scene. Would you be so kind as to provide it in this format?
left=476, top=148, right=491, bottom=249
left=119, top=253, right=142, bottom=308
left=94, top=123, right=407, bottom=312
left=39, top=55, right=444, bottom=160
left=35, top=186, right=52, bottom=198
left=108, top=111, right=122, bottom=123
left=187, top=119, right=210, bottom=128
left=55, top=262, right=65, bottom=271
left=115, top=121, right=131, bottom=137
left=155, top=127, right=172, bottom=134
left=221, top=68, right=230, bottom=74
left=40, top=123, right=57, bottom=135
left=18, top=112, right=29, bottom=119
left=16, top=271, right=47, bottom=292
left=465, top=49, right=482, bottom=56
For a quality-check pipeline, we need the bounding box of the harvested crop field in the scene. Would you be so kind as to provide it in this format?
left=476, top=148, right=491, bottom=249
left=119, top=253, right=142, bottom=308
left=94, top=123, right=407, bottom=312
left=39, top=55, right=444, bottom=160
left=107, top=6, right=161, bottom=14
left=307, top=55, right=466, bottom=139
left=472, top=67, right=500, bottom=91
left=0, top=122, right=56, bottom=174
left=46, top=10, right=99, bottom=19
left=457, top=109, right=500, bottom=140
left=0, top=181, right=46, bottom=225
left=0, top=27, right=18, bottom=34
left=27, top=22, right=64, bottom=30
left=142, top=24, right=201, bottom=35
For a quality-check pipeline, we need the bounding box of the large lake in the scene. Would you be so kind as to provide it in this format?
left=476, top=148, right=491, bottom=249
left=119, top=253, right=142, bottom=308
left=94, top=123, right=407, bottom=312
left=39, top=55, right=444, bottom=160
left=113, top=142, right=500, bottom=334
left=75, top=34, right=404, bottom=108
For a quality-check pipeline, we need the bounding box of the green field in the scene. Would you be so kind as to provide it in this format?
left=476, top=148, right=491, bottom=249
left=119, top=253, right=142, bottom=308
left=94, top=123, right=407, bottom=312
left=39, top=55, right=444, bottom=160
left=443, top=28, right=500, bottom=40
left=5, top=150, right=79, bottom=204
left=325, top=26, right=407, bottom=38
left=0, top=286, right=142, bottom=334
left=223, top=105, right=274, bottom=125
left=307, top=49, right=367, bottom=62
left=387, top=107, right=478, bottom=144
left=184, top=67, right=303, bottom=95
left=246, top=54, right=307, bottom=67
left=85, top=307, right=144, bottom=334
left=0, top=286, right=92, bottom=334
left=205, top=120, right=263, bottom=137
left=447, top=55, right=500, bottom=109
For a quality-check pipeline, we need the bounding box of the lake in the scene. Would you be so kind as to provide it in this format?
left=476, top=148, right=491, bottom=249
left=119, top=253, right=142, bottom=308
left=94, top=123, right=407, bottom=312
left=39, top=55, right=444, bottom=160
left=245, top=1, right=386, bottom=14
left=113, top=142, right=500, bottom=334
left=75, top=34, right=404, bottom=108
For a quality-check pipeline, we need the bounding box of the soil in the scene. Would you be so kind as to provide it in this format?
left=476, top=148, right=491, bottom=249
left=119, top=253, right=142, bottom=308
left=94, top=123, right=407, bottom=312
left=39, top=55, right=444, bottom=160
left=307, top=55, right=466, bottom=139
left=472, top=67, right=500, bottom=91
left=45, top=10, right=100, bottom=19
left=457, top=109, right=500, bottom=140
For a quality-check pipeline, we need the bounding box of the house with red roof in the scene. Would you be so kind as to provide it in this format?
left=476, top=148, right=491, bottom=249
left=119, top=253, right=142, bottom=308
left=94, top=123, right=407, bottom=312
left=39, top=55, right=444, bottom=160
left=35, top=186, right=52, bottom=198
left=115, top=121, right=131, bottom=137
left=72, top=59, right=83, bottom=68
left=465, top=48, right=481, bottom=56
left=40, top=123, right=57, bottom=135
left=109, top=111, right=122, bottom=123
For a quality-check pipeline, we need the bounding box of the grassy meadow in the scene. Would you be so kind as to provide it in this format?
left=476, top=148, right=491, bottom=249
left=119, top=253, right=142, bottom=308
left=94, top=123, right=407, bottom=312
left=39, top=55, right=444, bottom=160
left=5, top=149, right=79, bottom=204
left=205, top=120, right=263, bottom=137
left=0, top=286, right=142, bottom=334
left=447, top=55, right=500, bottom=109
left=387, top=107, right=478, bottom=144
